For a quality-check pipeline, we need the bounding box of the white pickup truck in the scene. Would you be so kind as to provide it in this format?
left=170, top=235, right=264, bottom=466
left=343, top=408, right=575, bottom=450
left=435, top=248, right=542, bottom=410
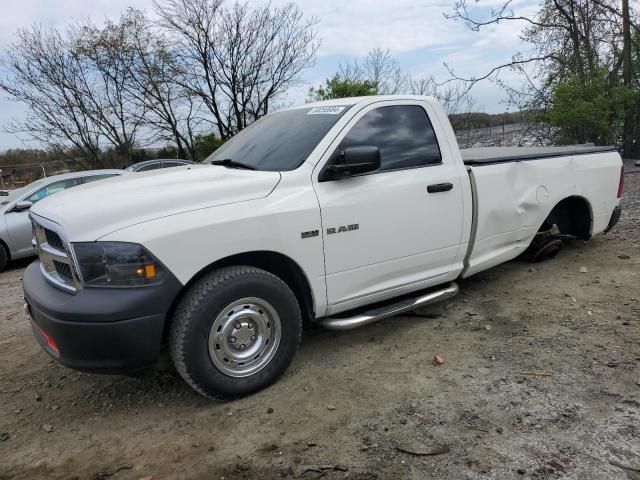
left=23, top=95, right=623, bottom=399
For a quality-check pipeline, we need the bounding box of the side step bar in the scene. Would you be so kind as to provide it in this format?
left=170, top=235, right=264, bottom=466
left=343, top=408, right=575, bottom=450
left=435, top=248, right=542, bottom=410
left=319, top=283, right=459, bottom=331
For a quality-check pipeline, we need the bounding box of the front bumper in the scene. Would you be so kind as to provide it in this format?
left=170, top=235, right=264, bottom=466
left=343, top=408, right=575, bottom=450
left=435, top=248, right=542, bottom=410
left=22, top=260, right=182, bottom=373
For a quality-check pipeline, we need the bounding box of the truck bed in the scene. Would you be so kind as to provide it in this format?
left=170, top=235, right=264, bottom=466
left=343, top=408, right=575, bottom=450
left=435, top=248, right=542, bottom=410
left=461, top=145, right=617, bottom=166
left=461, top=144, right=621, bottom=278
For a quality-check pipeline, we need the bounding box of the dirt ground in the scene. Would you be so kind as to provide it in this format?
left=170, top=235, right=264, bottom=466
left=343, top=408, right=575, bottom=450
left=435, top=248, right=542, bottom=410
left=1, top=175, right=639, bottom=480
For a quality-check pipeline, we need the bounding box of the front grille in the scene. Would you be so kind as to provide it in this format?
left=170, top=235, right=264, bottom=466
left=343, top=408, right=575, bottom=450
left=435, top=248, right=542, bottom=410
left=44, top=229, right=64, bottom=251
left=53, top=260, right=72, bottom=282
left=31, top=215, right=80, bottom=293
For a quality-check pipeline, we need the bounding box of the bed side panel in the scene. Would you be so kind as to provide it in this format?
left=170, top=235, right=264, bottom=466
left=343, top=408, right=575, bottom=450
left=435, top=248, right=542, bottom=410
left=463, top=151, right=621, bottom=277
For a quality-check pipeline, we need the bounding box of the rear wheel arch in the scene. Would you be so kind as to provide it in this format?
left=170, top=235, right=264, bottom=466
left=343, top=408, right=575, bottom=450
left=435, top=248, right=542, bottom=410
left=540, top=195, right=593, bottom=240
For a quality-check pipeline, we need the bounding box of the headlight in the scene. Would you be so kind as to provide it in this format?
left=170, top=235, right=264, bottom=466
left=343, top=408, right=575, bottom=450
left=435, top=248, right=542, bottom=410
left=71, top=242, right=167, bottom=287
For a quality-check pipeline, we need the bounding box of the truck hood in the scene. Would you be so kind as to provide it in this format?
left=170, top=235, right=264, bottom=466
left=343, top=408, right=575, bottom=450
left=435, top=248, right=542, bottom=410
left=31, top=164, right=281, bottom=241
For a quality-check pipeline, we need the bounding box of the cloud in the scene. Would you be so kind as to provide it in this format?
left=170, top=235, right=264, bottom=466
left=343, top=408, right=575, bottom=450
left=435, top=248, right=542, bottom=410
left=283, top=0, right=468, bottom=57
left=0, top=0, right=155, bottom=47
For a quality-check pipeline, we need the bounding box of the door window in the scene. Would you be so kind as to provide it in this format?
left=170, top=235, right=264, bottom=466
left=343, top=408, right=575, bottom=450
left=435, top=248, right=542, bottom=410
left=26, top=178, right=82, bottom=203
left=338, top=105, right=441, bottom=171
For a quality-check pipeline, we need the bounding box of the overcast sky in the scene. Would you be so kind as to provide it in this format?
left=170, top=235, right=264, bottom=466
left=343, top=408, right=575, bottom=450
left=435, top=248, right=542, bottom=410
left=0, top=0, right=538, bottom=151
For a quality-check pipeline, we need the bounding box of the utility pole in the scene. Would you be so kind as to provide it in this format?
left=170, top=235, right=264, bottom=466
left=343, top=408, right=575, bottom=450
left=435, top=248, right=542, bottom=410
left=622, top=0, right=634, bottom=159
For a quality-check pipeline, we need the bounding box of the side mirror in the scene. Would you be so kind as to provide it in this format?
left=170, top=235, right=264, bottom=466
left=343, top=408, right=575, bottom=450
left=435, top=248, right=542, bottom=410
left=320, top=146, right=381, bottom=181
left=12, top=200, right=33, bottom=212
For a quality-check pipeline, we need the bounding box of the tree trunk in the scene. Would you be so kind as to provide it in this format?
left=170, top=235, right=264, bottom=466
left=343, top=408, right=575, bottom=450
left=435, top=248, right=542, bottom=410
left=622, top=0, right=635, bottom=158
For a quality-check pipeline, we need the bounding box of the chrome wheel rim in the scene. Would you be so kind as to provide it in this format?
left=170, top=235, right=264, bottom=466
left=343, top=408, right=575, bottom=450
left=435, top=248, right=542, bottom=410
left=208, top=297, right=281, bottom=378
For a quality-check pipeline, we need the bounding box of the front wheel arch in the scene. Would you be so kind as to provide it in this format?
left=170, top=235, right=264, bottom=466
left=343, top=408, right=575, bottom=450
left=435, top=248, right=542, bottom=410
left=164, top=251, right=315, bottom=343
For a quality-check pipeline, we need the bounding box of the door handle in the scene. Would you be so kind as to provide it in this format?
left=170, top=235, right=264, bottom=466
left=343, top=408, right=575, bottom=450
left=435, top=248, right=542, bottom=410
left=427, top=183, right=453, bottom=193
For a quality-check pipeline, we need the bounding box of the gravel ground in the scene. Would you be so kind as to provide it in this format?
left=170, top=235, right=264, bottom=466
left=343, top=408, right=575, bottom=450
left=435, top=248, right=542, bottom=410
left=1, top=174, right=639, bottom=480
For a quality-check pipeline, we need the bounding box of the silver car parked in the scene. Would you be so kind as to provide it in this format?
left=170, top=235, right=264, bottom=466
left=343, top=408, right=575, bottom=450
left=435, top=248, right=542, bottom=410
left=0, top=170, right=125, bottom=271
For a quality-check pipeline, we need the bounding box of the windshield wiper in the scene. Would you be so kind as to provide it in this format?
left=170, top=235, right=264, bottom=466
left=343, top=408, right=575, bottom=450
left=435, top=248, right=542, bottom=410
left=210, top=158, right=255, bottom=170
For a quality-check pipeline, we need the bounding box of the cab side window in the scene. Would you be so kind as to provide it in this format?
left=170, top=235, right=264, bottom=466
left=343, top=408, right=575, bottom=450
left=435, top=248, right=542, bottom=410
left=27, top=178, right=82, bottom=204
left=339, top=105, right=442, bottom=171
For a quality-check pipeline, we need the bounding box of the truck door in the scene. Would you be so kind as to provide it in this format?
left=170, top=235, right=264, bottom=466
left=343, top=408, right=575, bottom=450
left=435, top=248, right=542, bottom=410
left=313, top=100, right=465, bottom=314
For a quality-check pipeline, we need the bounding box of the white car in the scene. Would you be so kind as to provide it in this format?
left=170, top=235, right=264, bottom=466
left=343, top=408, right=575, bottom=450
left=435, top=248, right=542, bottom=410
left=22, top=96, right=623, bottom=399
left=0, top=170, right=124, bottom=271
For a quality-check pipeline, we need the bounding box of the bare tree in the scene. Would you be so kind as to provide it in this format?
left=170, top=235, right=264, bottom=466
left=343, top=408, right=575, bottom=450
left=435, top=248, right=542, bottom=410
left=444, top=0, right=640, bottom=149
left=155, top=0, right=319, bottom=139
left=0, top=8, right=220, bottom=166
left=339, top=47, right=407, bottom=94
left=0, top=19, right=149, bottom=167
left=621, top=0, right=635, bottom=156
left=406, top=76, right=474, bottom=115
left=119, top=9, right=204, bottom=160
left=73, top=18, right=146, bottom=165
left=0, top=26, right=103, bottom=167
left=1, top=1, right=318, bottom=164
left=334, top=47, right=475, bottom=114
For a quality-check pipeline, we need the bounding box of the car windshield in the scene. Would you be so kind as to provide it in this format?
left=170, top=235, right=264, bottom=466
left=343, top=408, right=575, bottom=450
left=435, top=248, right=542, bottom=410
left=205, top=106, right=351, bottom=171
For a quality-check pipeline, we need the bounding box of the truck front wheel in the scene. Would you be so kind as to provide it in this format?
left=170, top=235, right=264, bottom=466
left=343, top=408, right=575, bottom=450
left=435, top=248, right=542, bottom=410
left=169, top=266, right=302, bottom=399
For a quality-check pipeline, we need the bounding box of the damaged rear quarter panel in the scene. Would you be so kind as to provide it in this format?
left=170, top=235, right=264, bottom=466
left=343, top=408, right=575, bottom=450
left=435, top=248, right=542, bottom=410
left=465, top=152, right=621, bottom=276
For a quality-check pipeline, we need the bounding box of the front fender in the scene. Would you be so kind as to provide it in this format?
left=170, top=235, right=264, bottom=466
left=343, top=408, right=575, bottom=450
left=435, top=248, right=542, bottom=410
left=100, top=184, right=327, bottom=316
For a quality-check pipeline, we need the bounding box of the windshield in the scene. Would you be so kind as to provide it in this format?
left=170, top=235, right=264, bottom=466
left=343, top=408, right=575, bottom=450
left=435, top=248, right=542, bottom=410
left=205, top=106, right=351, bottom=171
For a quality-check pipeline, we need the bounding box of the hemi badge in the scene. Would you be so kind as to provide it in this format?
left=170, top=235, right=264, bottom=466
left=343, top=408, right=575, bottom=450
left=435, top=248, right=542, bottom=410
left=301, top=230, right=319, bottom=239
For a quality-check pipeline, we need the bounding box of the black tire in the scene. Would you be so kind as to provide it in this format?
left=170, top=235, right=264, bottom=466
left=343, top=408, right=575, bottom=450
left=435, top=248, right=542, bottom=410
left=0, top=244, right=7, bottom=272
left=525, top=233, right=563, bottom=262
left=169, top=266, right=302, bottom=399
